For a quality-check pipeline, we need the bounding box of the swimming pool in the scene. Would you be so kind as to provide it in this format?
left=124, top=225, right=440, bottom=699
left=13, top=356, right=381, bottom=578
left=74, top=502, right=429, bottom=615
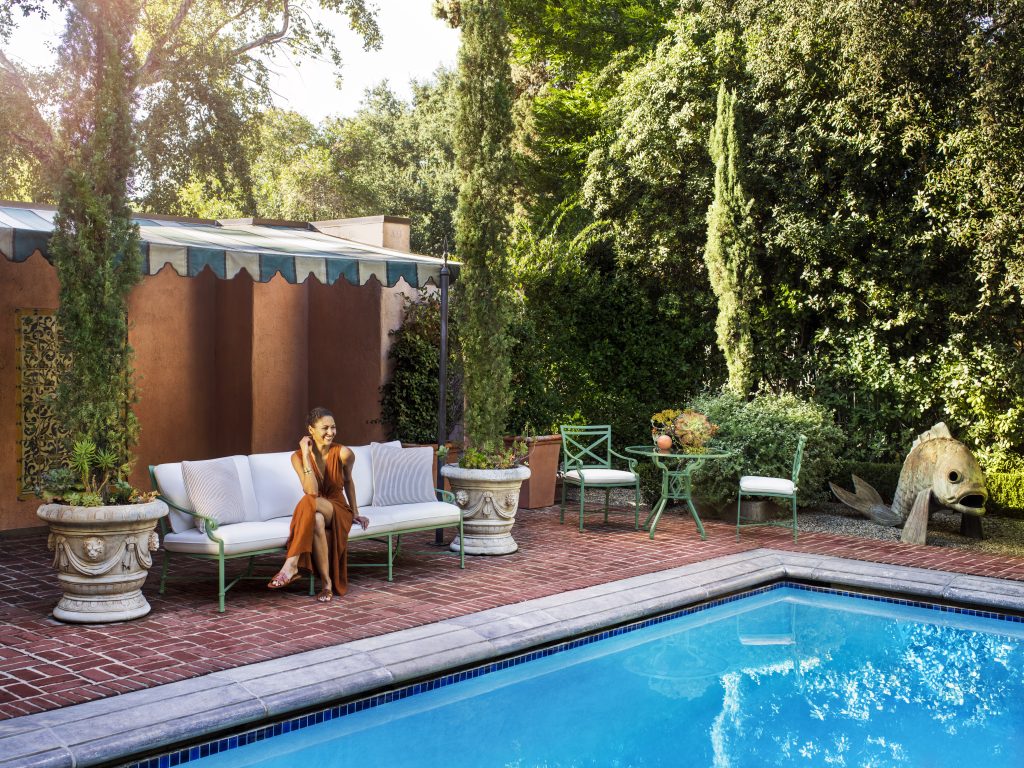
left=131, top=584, right=1024, bottom=768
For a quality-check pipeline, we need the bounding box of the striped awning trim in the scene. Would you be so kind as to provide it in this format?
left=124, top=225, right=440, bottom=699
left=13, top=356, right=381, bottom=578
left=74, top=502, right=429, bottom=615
left=0, top=205, right=457, bottom=288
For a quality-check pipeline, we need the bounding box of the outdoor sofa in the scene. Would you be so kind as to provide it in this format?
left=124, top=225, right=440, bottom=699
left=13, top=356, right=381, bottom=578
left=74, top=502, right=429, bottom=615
left=150, top=441, right=463, bottom=611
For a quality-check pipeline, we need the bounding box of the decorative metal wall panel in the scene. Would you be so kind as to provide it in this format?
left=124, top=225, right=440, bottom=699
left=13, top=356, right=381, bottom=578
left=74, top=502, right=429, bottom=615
left=16, top=309, right=67, bottom=498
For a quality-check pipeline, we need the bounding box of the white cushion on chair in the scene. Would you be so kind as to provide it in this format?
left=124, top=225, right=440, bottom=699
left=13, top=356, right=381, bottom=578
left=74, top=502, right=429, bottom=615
left=564, top=468, right=637, bottom=485
left=740, top=475, right=795, bottom=495
left=162, top=518, right=292, bottom=555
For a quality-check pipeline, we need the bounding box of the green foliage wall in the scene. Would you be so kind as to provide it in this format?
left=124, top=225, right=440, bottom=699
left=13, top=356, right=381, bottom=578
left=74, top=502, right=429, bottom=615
left=507, top=0, right=1024, bottom=469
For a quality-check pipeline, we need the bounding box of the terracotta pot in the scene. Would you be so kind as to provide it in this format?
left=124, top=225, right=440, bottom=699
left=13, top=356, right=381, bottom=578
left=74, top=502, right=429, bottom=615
left=656, top=434, right=672, bottom=452
left=504, top=434, right=562, bottom=509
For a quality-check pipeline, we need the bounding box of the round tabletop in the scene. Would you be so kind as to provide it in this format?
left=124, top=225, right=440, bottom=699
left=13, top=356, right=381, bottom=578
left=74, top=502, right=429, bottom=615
left=625, top=445, right=732, bottom=460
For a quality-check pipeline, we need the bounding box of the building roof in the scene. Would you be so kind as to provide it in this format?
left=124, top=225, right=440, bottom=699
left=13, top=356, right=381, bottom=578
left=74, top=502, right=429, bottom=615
left=0, top=203, right=456, bottom=288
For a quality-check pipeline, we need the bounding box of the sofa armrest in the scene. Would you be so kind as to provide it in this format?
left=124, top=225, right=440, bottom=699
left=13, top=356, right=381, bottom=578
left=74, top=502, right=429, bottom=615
left=436, top=488, right=456, bottom=504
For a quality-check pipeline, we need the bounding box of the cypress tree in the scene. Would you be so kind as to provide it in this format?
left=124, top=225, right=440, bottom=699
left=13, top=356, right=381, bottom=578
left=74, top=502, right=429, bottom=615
left=705, top=82, right=757, bottom=396
left=452, top=0, right=515, bottom=453
left=49, top=0, right=143, bottom=488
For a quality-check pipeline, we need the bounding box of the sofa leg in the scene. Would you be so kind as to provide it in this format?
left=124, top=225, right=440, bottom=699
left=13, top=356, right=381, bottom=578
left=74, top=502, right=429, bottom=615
left=387, top=535, right=394, bottom=582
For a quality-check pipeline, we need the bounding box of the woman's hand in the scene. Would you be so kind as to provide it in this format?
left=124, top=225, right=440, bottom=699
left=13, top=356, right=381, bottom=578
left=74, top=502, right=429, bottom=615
left=354, top=515, right=370, bottom=530
left=299, top=436, right=313, bottom=455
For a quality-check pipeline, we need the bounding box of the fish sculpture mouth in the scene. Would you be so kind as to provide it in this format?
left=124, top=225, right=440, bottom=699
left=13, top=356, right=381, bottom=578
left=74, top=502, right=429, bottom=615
left=949, top=490, right=987, bottom=516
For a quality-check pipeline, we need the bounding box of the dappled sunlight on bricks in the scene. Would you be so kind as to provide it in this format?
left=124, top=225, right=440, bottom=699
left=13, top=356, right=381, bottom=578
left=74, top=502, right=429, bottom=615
left=2, top=500, right=1024, bottom=720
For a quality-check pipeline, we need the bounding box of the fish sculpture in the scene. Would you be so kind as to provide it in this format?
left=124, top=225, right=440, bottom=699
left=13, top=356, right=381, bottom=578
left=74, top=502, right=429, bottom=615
left=829, top=423, right=987, bottom=545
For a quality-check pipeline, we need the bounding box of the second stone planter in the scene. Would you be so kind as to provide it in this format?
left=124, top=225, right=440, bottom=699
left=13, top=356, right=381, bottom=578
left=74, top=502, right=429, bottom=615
left=440, top=464, right=531, bottom=555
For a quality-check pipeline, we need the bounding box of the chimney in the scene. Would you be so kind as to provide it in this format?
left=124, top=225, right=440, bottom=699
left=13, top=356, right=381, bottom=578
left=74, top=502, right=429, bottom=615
left=313, top=215, right=411, bottom=253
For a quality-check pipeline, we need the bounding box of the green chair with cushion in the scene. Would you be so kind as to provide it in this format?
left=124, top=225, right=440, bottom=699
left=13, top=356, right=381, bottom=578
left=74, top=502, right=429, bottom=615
left=736, top=434, right=807, bottom=543
left=559, top=425, right=641, bottom=532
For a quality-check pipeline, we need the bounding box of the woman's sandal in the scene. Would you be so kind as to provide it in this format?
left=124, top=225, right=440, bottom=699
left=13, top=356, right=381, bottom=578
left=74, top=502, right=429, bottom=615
left=316, top=588, right=333, bottom=603
left=267, top=571, right=301, bottom=590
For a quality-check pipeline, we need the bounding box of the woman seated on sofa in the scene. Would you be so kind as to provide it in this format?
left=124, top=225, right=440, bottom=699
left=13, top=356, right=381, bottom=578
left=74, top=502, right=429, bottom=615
left=268, top=407, right=369, bottom=602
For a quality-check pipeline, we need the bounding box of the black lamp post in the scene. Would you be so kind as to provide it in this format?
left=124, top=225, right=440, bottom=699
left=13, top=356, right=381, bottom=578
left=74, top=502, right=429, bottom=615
left=435, top=251, right=450, bottom=545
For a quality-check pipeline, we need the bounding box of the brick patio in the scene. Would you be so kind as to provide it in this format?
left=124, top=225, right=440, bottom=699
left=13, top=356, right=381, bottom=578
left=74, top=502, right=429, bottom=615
left=3, top=503, right=1024, bottom=721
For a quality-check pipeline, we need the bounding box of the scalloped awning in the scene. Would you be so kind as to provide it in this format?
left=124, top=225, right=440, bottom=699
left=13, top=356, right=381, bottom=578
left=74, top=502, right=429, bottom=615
left=0, top=204, right=457, bottom=288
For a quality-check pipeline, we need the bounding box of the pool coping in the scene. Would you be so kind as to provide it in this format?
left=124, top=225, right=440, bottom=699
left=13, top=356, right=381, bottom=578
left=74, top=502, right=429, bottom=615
left=4, top=547, right=1024, bottom=768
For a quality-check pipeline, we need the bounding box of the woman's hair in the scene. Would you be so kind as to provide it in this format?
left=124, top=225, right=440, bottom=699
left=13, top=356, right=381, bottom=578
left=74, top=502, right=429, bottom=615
left=306, top=406, right=334, bottom=428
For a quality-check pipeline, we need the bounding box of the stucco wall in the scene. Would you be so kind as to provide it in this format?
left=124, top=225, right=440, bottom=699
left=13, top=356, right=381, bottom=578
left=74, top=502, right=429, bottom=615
left=0, top=253, right=59, bottom=531
left=1, top=259, right=398, bottom=533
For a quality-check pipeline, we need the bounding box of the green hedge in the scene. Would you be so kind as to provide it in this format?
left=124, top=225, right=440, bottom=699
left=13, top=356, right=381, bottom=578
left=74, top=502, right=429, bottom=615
left=986, top=472, right=1024, bottom=514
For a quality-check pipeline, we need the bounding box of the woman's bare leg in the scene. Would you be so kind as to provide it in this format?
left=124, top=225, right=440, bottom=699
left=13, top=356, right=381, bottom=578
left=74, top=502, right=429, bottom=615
left=312, top=498, right=336, bottom=596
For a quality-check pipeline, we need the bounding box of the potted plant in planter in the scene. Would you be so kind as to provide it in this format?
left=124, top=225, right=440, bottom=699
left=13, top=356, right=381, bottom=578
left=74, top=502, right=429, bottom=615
left=35, top=15, right=167, bottom=623
left=439, top=0, right=530, bottom=554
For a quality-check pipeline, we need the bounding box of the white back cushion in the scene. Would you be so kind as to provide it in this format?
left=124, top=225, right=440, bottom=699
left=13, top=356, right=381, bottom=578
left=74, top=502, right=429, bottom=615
left=181, top=457, right=248, bottom=532
left=152, top=462, right=193, bottom=533
left=352, top=441, right=402, bottom=508
left=248, top=451, right=304, bottom=521
left=349, top=444, right=374, bottom=508
left=371, top=444, right=436, bottom=506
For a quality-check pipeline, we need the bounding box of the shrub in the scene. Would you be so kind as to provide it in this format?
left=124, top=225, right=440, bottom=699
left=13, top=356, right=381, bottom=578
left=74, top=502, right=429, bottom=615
left=688, top=389, right=845, bottom=506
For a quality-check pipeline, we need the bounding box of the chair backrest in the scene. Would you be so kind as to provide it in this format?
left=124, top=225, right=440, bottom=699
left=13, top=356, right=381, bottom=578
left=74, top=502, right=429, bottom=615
left=792, top=435, right=808, bottom=484
left=560, top=425, right=612, bottom=470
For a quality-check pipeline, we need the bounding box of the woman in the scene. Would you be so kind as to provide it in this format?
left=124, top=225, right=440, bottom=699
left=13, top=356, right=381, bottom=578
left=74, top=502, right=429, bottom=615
left=268, top=407, right=369, bottom=602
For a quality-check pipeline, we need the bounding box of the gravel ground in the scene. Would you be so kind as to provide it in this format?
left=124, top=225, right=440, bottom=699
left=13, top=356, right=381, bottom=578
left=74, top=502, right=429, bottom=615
left=569, top=487, right=1024, bottom=558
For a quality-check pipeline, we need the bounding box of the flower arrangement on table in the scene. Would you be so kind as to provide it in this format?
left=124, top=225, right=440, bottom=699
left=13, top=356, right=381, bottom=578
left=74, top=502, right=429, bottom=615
left=650, top=409, right=719, bottom=453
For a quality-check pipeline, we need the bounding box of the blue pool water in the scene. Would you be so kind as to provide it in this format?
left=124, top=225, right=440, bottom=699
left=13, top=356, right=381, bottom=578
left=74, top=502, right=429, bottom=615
left=152, top=586, right=1024, bottom=768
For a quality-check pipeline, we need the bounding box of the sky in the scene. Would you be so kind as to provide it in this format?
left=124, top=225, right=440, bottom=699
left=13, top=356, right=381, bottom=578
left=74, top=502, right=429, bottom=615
left=5, top=1, right=461, bottom=124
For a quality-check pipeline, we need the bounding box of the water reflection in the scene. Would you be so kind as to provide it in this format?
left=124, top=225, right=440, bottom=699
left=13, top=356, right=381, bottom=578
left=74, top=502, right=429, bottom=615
left=691, top=595, right=1024, bottom=766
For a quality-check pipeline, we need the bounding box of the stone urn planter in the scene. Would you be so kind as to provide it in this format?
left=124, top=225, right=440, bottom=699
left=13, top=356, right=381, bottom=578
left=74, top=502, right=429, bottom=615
left=37, top=499, right=168, bottom=623
left=440, top=464, right=531, bottom=555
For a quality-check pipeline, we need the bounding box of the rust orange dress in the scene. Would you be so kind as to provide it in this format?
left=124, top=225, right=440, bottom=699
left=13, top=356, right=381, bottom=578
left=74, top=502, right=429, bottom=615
left=284, top=444, right=355, bottom=596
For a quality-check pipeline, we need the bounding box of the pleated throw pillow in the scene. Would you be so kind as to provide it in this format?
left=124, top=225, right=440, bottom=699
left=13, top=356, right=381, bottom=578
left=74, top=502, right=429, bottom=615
left=181, top=457, right=247, bottom=533
left=370, top=444, right=436, bottom=507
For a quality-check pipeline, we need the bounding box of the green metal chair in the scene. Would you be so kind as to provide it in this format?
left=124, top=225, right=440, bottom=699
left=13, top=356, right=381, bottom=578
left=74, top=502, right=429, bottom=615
left=559, top=425, right=641, bottom=532
left=736, top=434, right=807, bottom=543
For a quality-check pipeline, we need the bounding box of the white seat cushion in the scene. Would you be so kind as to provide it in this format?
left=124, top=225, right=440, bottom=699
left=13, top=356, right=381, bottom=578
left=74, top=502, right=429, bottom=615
left=352, top=502, right=461, bottom=540
left=162, top=518, right=292, bottom=555
left=371, top=444, right=436, bottom=506
left=740, top=475, right=795, bottom=496
left=247, top=452, right=305, bottom=521
left=563, top=468, right=638, bottom=485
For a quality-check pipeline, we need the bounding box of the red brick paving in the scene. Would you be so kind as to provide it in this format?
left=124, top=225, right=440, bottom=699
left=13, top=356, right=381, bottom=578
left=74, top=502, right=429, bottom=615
left=2, top=503, right=1024, bottom=720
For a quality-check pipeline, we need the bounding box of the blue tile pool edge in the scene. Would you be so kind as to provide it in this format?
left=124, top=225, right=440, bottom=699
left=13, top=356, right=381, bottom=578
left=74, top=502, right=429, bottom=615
left=120, top=580, right=1024, bottom=768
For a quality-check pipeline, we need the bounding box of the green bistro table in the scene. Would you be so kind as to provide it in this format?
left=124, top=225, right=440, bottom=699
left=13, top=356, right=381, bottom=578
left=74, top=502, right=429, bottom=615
left=625, top=445, right=732, bottom=540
